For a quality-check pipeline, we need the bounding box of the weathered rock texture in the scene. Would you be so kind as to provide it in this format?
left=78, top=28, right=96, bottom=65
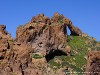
left=86, top=51, right=100, bottom=75
left=0, top=13, right=83, bottom=75
left=16, top=12, right=82, bottom=56
left=0, top=25, right=12, bottom=39
left=0, top=25, right=12, bottom=62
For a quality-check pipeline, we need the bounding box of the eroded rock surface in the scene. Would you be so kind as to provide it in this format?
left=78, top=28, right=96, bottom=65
left=86, top=51, right=100, bottom=75
left=16, top=12, right=82, bottom=56
left=0, top=13, right=83, bottom=75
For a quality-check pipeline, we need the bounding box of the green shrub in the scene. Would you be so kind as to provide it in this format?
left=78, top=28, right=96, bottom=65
left=30, top=53, right=43, bottom=59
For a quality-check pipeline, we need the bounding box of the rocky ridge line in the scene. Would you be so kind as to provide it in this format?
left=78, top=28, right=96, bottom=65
left=0, top=12, right=99, bottom=75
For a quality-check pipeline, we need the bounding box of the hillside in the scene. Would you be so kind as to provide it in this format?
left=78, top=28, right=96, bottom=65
left=0, top=12, right=100, bottom=75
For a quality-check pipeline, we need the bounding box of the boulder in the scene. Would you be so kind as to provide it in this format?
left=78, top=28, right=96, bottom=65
left=86, top=51, right=100, bottom=75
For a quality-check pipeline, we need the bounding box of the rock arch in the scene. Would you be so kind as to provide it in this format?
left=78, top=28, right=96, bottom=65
left=16, top=12, right=82, bottom=59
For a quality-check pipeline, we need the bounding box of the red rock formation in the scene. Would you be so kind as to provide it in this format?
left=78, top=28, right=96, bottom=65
left=31, top=14, right=51, bottom=25
left=51, top=12, right=82, bottom=36
left=16, top=13, right=68, bottom=57
left=86, top=51, right=100, bottom=75
left=0, top=25, right=12, bottom=39
left=0, top=13, right=83, bottom=75
left=16, top=13, right=82, bottom=57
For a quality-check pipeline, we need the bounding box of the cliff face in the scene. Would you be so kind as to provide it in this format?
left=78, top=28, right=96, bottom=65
left=0, top=13, right=100, bottom=75
left=16, top=12, right=82, bottom=56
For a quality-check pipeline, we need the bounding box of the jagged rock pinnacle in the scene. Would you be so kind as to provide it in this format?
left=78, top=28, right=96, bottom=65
left=0, top=13, right=84, bottom=75
left=16, top=13, right=82, bottom=57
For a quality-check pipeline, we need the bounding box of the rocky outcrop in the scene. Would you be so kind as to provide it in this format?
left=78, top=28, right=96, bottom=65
left=86, top=51, right=100, bottom=75
left=16, top=12, right=82, bottom=57
left=0, top=25, right=34, bottom=75
left=0, top=13, right=83, bottom=75
left=31, top=14, right=51, bottom=25
left=0, top=25, right=12, bottom=39
left=0, top=25, right=8, bottom=35
left=0, top=25, right=12, bottom=61
left=51, top=12, right=82, bottom=36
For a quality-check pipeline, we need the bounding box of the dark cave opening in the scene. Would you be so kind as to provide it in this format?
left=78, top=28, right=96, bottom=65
left=0, top=56, right=4, bottom=60
left=45, top=50, right=67, bottom=62
left=28, top=26, right=35, bottom=30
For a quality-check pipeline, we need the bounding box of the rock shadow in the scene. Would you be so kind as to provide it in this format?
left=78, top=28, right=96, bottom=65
left=45, top=49, right=67, bottom=62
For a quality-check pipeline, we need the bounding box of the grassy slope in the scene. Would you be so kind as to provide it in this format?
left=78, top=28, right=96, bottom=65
left=48, top=36, right=100, bottom=75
